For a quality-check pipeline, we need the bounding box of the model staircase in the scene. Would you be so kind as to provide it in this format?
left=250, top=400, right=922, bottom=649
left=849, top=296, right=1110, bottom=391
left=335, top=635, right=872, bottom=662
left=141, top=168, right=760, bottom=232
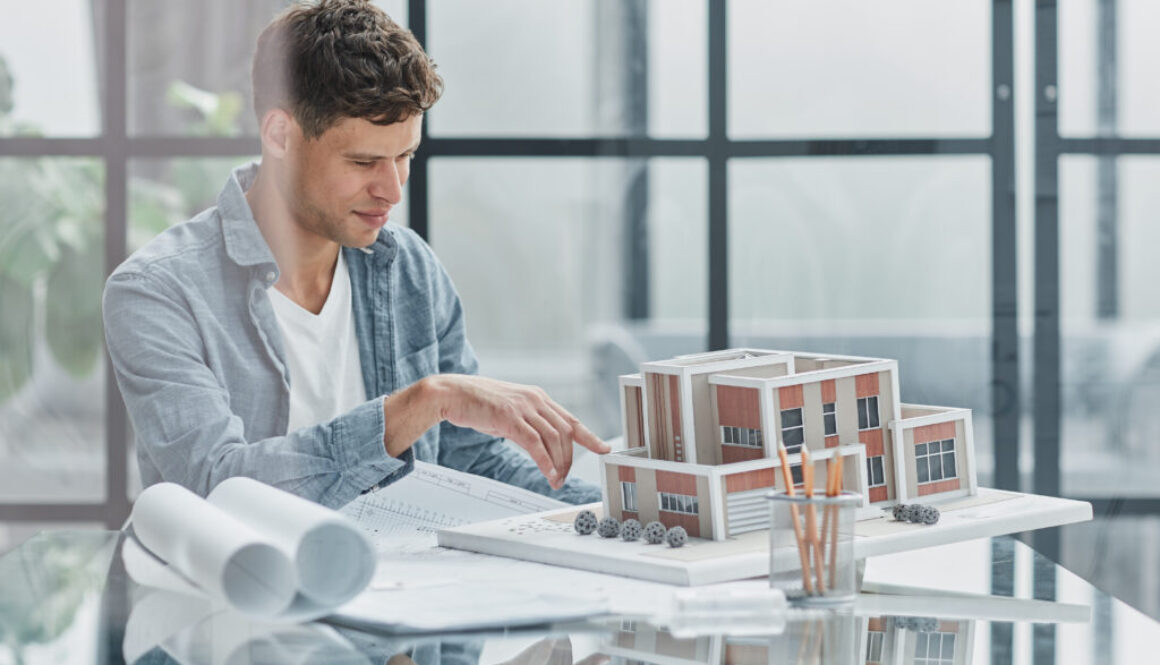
left=725, top=489, right=772, bottom=536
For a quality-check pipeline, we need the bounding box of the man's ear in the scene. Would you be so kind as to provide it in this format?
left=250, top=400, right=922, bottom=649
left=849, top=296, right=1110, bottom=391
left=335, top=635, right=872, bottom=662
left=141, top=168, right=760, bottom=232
left=259, top=109, right=295, bottom=159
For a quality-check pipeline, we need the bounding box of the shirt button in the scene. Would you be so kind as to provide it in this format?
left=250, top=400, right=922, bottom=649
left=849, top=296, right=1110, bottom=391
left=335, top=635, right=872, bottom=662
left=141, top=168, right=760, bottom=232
left=265, top=271, right=276, bottom=283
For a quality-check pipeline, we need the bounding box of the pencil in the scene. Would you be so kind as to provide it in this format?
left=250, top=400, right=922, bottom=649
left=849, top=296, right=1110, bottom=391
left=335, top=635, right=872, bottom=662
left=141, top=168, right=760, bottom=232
left=802, top=447, right=826, bottom=594
left=828, top=453, right=844, bottom=589
left=776, top=443, right=813, bottom=594
left=820, top=457, right=834, bottom=577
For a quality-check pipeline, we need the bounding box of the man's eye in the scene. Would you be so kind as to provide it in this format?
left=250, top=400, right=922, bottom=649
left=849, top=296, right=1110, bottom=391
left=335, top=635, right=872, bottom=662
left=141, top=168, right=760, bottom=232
left=353, top=160, right=375, bottom=167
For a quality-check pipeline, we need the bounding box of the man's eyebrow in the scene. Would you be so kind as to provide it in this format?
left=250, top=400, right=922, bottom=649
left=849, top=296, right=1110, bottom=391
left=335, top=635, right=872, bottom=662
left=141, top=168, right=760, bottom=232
left=342, top=152, right=387, bottom=160
left=341, top=143, right=421, bottom=160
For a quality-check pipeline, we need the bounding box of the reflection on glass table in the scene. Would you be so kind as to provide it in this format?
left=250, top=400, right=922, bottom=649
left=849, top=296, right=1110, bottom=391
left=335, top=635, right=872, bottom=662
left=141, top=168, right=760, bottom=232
left=0, top=530, right=1155, bottom=665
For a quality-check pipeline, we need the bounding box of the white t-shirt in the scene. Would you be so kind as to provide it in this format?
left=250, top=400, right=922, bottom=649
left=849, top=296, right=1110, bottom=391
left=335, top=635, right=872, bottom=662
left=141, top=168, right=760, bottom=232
left=268, top=251, right=368, bottom=434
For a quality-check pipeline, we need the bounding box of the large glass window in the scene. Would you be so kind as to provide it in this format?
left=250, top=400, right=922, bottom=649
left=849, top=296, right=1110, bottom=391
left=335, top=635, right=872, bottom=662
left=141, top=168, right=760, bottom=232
left=0, top=2, right=102, bottom=137
left=729, top=1, right=990, bottom=138
left=429, top=0, right=705, bottom=138
left=430, top=157, right=706, bottom=436
left=1059, top=0, right=1160, bottom=137
left=0, top=158, right=106, bottom=504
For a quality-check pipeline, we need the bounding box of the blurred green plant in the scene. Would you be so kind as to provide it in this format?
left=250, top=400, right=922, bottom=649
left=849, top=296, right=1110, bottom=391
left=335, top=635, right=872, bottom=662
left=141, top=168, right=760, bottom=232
left=0, top=50, right=243, bottom=404
left=0, top=532, right=118, bottom=665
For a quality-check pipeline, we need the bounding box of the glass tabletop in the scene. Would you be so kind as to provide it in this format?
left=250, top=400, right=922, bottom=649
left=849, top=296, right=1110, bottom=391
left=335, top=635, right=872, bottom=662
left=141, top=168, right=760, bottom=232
left=0, top=529, right=1153, bottom=665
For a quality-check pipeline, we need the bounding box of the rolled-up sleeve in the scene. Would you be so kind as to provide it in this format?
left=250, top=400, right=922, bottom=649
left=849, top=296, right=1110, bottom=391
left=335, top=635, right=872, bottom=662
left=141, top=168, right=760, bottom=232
left=103, top=270, right=412, bottom=509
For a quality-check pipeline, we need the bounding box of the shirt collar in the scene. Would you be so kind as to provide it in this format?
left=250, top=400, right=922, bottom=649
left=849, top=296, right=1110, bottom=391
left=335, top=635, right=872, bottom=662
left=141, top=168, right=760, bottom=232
left=219, top=162, right=277, bottom=269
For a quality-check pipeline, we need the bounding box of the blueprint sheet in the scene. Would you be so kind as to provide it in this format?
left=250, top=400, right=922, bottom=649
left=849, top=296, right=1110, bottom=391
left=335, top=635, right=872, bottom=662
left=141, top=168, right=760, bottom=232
left=334, top=463, right=675, bottom=633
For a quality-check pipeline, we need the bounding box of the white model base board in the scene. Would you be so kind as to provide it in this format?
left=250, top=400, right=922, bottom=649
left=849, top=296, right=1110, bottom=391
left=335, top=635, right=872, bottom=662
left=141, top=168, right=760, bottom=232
left=436, top=488, right=1092, bottom=586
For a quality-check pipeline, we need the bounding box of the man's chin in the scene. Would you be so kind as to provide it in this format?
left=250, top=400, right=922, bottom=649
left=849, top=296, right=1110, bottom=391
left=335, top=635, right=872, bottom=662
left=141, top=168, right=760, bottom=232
left=341, top=228, right=383, bottom=249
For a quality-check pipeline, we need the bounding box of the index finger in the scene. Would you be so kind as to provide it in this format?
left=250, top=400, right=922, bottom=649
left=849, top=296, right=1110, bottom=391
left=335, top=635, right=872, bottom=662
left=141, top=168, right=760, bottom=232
left=571, top=418, right=610, bottom=454
left=546, top=402, right=611, bottom=455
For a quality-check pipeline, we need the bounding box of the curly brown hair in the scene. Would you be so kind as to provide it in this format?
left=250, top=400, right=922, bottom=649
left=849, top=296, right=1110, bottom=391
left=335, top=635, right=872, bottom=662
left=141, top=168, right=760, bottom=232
left=252, top=0, right=443, bottom=139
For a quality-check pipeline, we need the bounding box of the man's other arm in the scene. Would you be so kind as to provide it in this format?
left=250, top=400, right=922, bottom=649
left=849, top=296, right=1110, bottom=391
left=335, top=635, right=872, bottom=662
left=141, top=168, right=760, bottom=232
left=103, top=271, right=409, bottom=508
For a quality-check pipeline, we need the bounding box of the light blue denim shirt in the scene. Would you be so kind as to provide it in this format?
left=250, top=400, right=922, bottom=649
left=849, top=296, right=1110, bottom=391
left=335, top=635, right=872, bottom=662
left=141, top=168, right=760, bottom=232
left=103, top=162, right=598, bottom=509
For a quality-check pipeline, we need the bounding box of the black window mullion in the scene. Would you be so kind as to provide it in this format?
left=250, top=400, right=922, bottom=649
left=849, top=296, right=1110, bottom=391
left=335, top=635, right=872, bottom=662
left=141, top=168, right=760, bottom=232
left=992, top=0, right=1020, bottom=496
left=1033, top=0, right=1062, bottom=565
left=409, top=0, right=430, bottom=242
left=104, top=0, right=132, bottom=529
left=707, top=0, right=727, bottom=351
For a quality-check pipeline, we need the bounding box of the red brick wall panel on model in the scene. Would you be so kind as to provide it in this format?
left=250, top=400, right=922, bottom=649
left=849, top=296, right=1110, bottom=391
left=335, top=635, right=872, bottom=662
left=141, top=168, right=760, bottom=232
left=918, top=478, right=961, bottom=496
left=855, top=372, right=879, bottom=398
left=779, top=385, right=804, bottom=409
left=716, top=385, right=760, bottom=429
left=657, top=511, right=700, bottom=538
left=722, top=446, right=764, bottom=463
left=656, top=470, right=698, bottom=494
left=860, top=428, right=885, bottom=456
left=725, top=467, right=777, bottom=493
left=821, top=379, right=837, bottom=404
left=913, top=421, right=956, bottom=443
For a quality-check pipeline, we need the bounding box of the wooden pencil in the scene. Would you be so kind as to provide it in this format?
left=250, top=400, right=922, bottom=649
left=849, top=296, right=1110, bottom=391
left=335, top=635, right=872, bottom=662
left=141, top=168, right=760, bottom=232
left=828, top=452, right=844, bottom=589
left=802, top=447, right=826, bottom=594
left=776, top=443, right=813, bottom=594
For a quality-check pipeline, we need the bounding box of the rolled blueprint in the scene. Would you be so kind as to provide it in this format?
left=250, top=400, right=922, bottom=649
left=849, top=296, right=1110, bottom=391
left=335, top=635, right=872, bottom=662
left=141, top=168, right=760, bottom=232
left=207, top=476, right=375, bottom=607
left=130, top=483, right=297, bottom=618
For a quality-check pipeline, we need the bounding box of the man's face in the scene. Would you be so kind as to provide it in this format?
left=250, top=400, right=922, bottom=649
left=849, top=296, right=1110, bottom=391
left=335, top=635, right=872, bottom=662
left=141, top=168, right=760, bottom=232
left=282, top=113, right=422, bottom=248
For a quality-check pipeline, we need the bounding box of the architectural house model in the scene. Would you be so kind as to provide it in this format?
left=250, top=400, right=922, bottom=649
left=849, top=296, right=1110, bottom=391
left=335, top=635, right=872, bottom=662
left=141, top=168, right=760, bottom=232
left=600, top=349, right=978, bottom=541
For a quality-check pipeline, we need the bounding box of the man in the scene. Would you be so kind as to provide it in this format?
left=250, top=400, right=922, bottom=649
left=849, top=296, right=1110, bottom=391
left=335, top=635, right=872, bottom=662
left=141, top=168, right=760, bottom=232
left=103, top=0, right=608, bottom=509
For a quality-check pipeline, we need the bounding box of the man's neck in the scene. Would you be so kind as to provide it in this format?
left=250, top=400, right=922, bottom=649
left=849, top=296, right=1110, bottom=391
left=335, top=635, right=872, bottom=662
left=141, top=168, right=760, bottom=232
left=245, top=166, right=339, bottom=315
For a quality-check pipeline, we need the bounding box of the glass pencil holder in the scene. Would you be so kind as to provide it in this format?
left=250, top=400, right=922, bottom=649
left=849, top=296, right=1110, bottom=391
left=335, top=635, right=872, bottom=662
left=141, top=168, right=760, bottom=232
left=767, top=491, right=861, bottom=606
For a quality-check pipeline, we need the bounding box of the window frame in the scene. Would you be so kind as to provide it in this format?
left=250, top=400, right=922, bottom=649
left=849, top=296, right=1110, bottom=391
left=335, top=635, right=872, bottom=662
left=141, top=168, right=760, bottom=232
left=621, top=480, right=638, bottom=512
left=780, top=407, right=804, bottom=453
left=658, top=491, right=699, bottom=515
left=721, top=425, right=762, bottom=448
left=857, top=395, right=880, bottom=431
left=915, top=438, right=958, bottom=485
left=866, top=455, right=887, bottom=488
left=822, top=401, right=837, bottom=437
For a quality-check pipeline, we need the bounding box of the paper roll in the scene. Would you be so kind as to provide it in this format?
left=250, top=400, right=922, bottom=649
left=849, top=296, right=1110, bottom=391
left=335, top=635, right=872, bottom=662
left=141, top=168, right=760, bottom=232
left=131, top=483, right=298, bottom=618
left=207, top=477, right=376, bottom=607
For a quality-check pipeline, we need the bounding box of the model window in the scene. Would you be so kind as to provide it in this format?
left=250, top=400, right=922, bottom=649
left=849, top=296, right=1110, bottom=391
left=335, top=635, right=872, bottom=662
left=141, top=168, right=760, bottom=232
left=780, top=407, right=804, bottom=452
left=866, top=631, right=885, bottom=663
left=866, top=455, right=886, bottom=487
left=621, top=481, right=638, bottom=512
left=790, top=464, right=804, bottom=486
left=721, top=425, right=762, bottom=448
left=659, top=492, right=699, bottom=515
left=914, top=631, right=955, bottom=665
left=857, top=395, right=880, bottom=430
left=823, top=402, right=837, bottom=436
left=915, top=439, right=958, bottom=484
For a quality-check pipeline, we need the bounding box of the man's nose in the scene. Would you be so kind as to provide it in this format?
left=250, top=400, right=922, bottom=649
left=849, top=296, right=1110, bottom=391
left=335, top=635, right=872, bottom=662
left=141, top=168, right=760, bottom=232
left=369, top=162, right=403, bottom=204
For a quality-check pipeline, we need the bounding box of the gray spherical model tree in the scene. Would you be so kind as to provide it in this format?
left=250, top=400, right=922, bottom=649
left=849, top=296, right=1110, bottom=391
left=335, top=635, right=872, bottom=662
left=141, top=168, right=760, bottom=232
left=901, top=504, right=923, bottom=523
left=643, top=521, right=667, bottom=544
left=597, top=517, right=621, bottom=538
left=621, top=519, right=643, bottom=541
left=574, top=510, right=598, bottom=535
left=666, top=526, right=688, bottom=548
left=918, top=505, right=940, bottom=525
left=892, top=504, right=909, bottom=521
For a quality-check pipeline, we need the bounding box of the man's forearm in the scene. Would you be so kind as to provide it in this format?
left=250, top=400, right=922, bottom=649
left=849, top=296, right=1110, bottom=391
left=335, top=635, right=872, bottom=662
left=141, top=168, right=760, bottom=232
left=382, top=376, right=446, bottom=458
